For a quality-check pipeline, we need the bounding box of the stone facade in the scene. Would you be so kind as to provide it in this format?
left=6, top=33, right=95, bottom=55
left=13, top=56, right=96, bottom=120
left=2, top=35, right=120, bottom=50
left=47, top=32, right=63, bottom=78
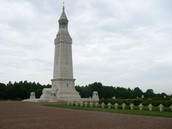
left=40, top=6, right=80, bottom=102
left=24, top=6, right=99, bottom=102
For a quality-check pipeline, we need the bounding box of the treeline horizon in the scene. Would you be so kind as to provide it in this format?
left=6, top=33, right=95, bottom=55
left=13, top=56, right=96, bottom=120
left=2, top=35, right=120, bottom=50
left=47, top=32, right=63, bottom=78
left=75, top=82, right=171, bottom=99
left=0, top=81, right=51, bottom=100
left=0, top=81, right=171, bottom=100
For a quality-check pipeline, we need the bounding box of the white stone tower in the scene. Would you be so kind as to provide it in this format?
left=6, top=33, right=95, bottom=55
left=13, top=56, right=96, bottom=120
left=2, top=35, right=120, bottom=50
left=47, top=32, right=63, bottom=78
left=51, top=6, right=80, bottom=100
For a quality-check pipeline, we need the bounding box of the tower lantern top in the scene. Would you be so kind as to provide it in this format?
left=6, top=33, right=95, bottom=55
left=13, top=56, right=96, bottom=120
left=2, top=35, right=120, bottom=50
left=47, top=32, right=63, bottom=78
left=58, top=5, right=68, bottom=29
left=59, top=5, right=68, bottom=22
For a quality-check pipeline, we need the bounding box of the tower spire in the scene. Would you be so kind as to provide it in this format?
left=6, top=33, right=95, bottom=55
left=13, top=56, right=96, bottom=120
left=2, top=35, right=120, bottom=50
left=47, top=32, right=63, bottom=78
left=59, top=2, right=68, bottom=21
left=59, top=3, right=68, bottom=29
left=63, top=1, right=65, bottom=11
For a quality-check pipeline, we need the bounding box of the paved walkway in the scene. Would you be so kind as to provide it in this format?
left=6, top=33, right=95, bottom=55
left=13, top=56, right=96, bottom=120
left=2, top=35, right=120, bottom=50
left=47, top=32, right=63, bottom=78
left=0, top=101, right=172, bottom=129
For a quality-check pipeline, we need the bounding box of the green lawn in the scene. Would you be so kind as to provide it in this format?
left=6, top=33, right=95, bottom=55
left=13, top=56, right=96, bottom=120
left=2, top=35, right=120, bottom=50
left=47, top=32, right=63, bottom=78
left=45, top=104, right=172, bottom=118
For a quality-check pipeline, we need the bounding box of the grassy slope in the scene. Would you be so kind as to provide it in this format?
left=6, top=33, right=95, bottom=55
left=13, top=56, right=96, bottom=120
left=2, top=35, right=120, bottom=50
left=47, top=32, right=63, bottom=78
left=45, top=104, right=172, bottom=118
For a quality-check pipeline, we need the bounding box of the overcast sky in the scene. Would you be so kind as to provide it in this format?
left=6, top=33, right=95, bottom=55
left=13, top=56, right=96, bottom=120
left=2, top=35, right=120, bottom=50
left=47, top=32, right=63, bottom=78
left=0, top=0, right=172, bottom=94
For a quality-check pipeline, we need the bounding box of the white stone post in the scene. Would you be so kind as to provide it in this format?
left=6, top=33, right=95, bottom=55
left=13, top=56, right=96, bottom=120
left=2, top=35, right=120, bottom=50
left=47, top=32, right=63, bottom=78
left=80, top=101, right=83, bottom=107
left=114, top=103, right=119, bottom=109
left=158, top=104, right=164, bottom=112
left=170, top=105, right=172, bottom=111
left=141, top=95, right=144, bottom=99
left=101, top=102, right=105, bottom=108
left=107, top=103, right=112, bottom=109
left=71, top=101, right=74, bottom=106
left=84, top=101, right=88, bottom=107
left=92, top=91, right=99, bottom=100
left=75, top=101, right=78, bottom=106
left=67, top=101, right=70, bottom=106
left=90, top=102, right=93, bottom=108
left=130, top=103, right=135, bottom=110
left=122, top=103, right=127, bottom=110
left=112, top=96, right=116, bottom=99
left=30, top=92, right=36, bottom=99
left=95, top=102, right=99, bottom=108
left=148, top=104, right=153, bottom=111
left=138, top=103, right=143, bottom=110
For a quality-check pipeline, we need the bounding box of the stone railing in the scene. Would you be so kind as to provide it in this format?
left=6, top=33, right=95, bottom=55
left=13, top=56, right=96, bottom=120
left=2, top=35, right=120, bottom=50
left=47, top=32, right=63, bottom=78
left=66, top=101, right=172, bottom=112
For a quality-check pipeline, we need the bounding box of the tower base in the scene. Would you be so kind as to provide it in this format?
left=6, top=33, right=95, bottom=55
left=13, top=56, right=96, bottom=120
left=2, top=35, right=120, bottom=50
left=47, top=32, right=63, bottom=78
left=52, top=78, right=80, bottom=100
left=39, top=78, right=80, bottom=102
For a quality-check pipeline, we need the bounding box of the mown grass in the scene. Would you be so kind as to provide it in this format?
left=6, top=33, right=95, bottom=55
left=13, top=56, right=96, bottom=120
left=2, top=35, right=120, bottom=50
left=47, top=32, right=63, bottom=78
left=45, top=104, right=172, bottom=118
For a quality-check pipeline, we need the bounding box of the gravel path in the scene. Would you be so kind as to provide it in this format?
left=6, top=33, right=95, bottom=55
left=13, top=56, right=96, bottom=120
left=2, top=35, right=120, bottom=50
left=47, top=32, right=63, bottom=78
left=0, top=101, right=172, bottom=129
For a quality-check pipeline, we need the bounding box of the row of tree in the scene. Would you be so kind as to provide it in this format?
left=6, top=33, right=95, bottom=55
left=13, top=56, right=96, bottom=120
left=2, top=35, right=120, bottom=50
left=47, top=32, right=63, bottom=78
left=0, top=81, right=171, bottom=100
left=75, top=82, right=171, bottom=99
left=0, top=81, right=51, bottom=100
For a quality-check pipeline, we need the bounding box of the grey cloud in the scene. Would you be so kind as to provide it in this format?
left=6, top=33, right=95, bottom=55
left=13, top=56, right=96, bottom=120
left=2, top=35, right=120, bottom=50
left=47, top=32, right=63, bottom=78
left=0, top=0, right=172, bottom=94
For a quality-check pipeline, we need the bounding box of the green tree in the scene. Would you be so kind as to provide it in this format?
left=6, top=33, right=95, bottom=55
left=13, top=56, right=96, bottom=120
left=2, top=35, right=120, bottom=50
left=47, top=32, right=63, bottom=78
left=145, top=89, right=155, bottom=98
left=0, top=83, right=8, bottom=99
left=133, top=87, right=143, bottom=98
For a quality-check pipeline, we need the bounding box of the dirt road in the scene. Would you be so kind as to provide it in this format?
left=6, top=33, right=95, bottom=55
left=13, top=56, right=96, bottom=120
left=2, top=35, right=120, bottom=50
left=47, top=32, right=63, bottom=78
left=0, top=101, right=171, bottom=129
